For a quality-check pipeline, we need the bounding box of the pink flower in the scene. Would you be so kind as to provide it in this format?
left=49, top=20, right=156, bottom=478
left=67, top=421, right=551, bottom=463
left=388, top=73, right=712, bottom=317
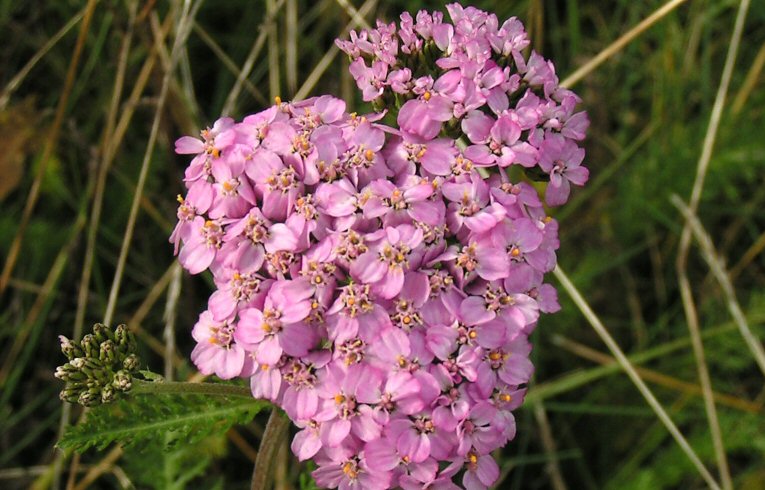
left=190, top=311, right=245, bottom=379
left=349, top=58, right=389, bottom=101
left=442, top=174, right=506, bottom=234
left=462, top=450, right=500, bottom=489
left=235, top=280, right=317, bottom=364
left=463, top=112, right=537, bottom=168
left=538, top=133, right=589, bottom=206
left=351, top=225, right=424, bottom=299
left=313, top=453, right=391, bottom=490
left=398, top=92, right=454, bottom=140
left=178, top=217, right=225, bottom=274
left=362, top=176, right=444, bottom=227
left=316, top=362, right=385, bottom=445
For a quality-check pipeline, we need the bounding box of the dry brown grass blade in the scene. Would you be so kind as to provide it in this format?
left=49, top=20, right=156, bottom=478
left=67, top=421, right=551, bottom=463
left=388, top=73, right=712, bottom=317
left=72, top=447, right=123, bottom=490
left=293, top=0, right=377, bottom=101
left=673, top=1, right=752, bottom=486
left=675, top=264, right=731, bottom=489
left=128, top=264, right=187, bottom=368
left=560, top=0, right=689, bottom=88
left=228, top=429, right=259, bottom=463
left=267, top=0, right=281, bottom=100
left=673, top=196, right=765, bottom=377
left=221, top=0, right=286, bottom=116
left=554, top=265, right=721, bottom=490
left=0, top=213, right=87, bottom=384
left=731, top=40, right=765, bottom=115
left=554, top=334, right=762, bottom=414
left=729, top=229, right=765, bottom=280
left=103, top=0, right=202, bottom=326
left=285, top=0, right=298, bottom=95
left=533, top=403, right=568, bottom=490
left=192, top=23, right=267, bottom=104
left=0, top=0, right=99, bottom=297
left=0, top=8, right=85, bottom=110
left=335, top=0, right=372, bottom=30
left=162, top=263, right=182, bottom=380
left=55, top=4, right=140, bottom=489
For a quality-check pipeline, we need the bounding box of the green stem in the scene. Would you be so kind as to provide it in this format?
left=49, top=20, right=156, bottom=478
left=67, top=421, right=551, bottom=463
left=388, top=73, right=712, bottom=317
left=131, top=379, right=252, bottom=398
left=251, top=408, right=291, bottom=490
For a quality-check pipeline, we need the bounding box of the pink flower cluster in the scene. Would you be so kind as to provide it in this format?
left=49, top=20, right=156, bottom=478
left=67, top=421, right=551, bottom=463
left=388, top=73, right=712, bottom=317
left=338, top=3, right=588, bottom=206
left=172, top=5, right=587, bottom=490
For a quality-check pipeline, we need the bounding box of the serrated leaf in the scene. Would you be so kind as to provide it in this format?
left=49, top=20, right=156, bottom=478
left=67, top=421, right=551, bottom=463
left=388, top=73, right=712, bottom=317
left=59, top=393, right=270, bottom=452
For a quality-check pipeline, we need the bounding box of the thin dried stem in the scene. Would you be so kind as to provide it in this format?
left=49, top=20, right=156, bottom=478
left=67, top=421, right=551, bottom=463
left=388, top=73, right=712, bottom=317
left=0, top=8, right=85, bottom=110
left=221, top=0, right=286, bottom=115
left=110, top=11, right=175, bottom=153
left=731, top=40, right=765, bottom=115
left=0, top=0, right=99, bottom=297
left=552, top=334, right=762, bottom=414
left=533, top=403, right=567, bottom=490
left=162, top=262, right=182, bottom=380
left=72, top=447, right=123, bottom=490
left=673, top=1, right=752, bottom=486
left=729, top=228, right=765, bottom=280
left=672, top=196, right=765, bottom=377
left=553, top=265, right=721, bottom=490
left=675, top=264, right=731, bottom=490
left=560, top=0, right=689, bottom=88
left=335, top=0, right=372, bottom=30
left=192, top=23, right=267, bottom=104
left=293, top=0, right=377, bottom=101
left=285, top=0, right=298, bottom=95
left=56, top=4, right=139, bottom=488
left=103, top=0, right=203, bottom=326
left=228, top=429, right=259, bottom=463
left=267, top=0, right=281, bottom=100
left=251, top=409, right=291, bottom=490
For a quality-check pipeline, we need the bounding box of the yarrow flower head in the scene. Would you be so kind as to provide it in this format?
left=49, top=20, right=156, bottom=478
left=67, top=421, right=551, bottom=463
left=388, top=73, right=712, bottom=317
left=172, top=4, right=588, bottom=489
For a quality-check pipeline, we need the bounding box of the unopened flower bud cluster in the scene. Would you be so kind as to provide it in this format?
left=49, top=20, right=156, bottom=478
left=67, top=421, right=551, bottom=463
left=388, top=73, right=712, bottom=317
left=56, top=324, right=139, bottom=407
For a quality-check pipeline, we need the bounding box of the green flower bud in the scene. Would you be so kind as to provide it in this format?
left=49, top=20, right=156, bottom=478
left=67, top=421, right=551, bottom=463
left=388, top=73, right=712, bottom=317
left=99, top=339, right=116, bottom=363
left=60, top=388, right=79, bottom=403
left=92, top=323, right=115, bottom=343
left=114, top=324, right=135, bottom=351
left=81, top=334, right=99, bottom=358
left=122, top=354, right=139, bottom=372
left=101, top=384, right=115, bottom=404
left=113, top=370, right=132, bottom=392
left=54, top=365, right=71, bottom=380
left=58, top=335, right=83, bottom=360
left=78, top=390, right=99, bottom=407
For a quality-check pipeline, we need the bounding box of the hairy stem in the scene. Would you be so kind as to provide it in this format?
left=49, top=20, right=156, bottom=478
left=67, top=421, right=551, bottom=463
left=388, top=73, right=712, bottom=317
left=131, top=379, right=252, bottom=398
left=251, top=409, right=291, bottom=490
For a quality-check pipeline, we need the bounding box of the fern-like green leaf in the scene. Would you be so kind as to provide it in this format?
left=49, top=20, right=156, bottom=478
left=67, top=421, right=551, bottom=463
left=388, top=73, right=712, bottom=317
left=59, top=393, right=270, bottom=452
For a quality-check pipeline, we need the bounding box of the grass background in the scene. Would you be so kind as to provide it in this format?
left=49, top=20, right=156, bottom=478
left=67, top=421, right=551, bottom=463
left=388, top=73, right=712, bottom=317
left=1, top=0, right=764, bottom=488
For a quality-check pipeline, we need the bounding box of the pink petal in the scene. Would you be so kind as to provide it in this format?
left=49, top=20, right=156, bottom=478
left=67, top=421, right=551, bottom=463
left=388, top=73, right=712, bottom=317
left=351, top=252, right=387, bottom=283
left=397, top=430, right=431, bottom=463
left=292, top=428, right=322, bottom=461
left=460, top=297, right=495, bottom=325
left=321, top=419, right=351, bottom=447
left=175, top=136, right=204, bottom=154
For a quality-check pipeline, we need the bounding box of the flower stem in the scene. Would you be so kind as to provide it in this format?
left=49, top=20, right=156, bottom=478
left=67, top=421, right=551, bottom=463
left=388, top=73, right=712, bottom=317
left=251, top=408, right=291, bottom=490
left=131, top=379, right=252, bottom=398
